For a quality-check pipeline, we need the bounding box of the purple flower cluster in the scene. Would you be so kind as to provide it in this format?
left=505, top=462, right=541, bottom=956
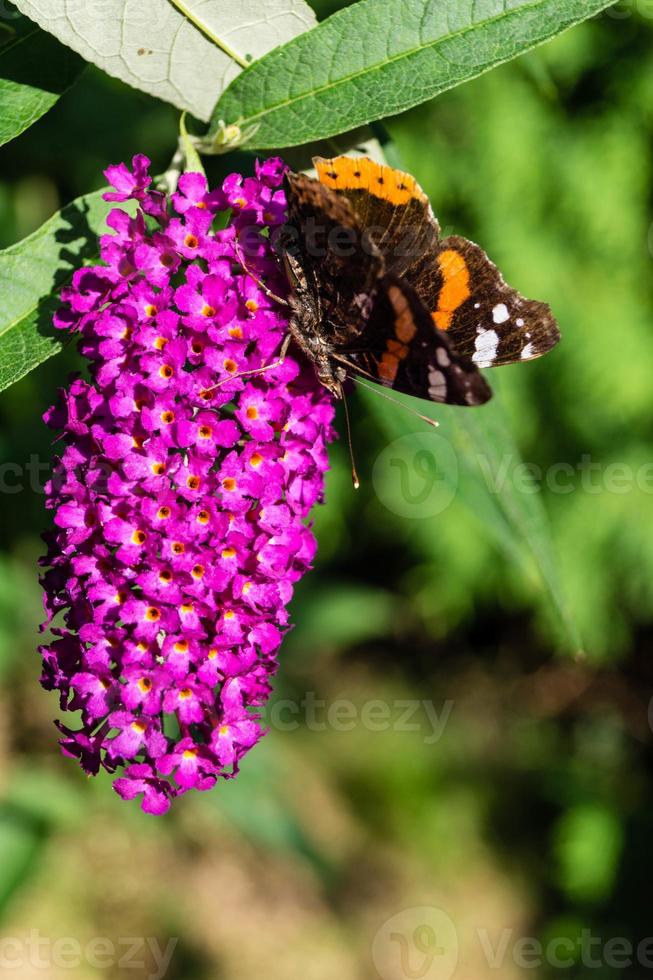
left=40, top=155, right=335, bottom=814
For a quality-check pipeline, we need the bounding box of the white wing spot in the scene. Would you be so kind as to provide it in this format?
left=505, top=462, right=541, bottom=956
left=428, top=367, right=447, bottom=399
left=472, top=328, right=499, bottom=367
left=474, top=302, right=481, bottom=310
left=436, top=347, right=450, bottom=367
left=516, top=317, right=525, bottom=327
left=492, top=303, right=510, bottom=324
left=521, top=342, right=535, bottom=359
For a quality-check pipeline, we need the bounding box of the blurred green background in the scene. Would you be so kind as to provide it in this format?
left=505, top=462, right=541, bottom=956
left=1, top=1, right=653, bottom=978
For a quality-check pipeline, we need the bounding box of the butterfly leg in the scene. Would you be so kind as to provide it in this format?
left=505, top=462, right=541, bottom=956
left=235, top=237, right=290, bottom=307
left=203, top=333, right=293, bottom=393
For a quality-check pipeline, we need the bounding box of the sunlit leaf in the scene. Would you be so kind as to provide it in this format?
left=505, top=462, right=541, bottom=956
left=212, top=0, right=618, bottom=148
left=12, top=0, right=316, bottom=122
left=0, top=190, right=116, bottom=393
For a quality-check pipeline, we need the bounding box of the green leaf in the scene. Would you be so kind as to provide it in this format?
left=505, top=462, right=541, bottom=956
left=13, top=0, right=316, bottom=123
left=0, top=190, right=116, bottom=394
left=365, top=384, right=582, bottom=653
left=0, top=26, right=84, bottom=147
left=211, top=0, right=618, bottom=148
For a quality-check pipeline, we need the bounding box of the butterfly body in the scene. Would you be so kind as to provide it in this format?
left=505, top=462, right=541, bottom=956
left=278, top=156, right=560, bottom=406
left=283, top=250, right=348, bottom=398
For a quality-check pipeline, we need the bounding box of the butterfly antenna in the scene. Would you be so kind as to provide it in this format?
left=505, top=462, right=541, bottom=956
left=351, top=376, right=439, bottom=428
left=338, top=383, right=360, bottom=490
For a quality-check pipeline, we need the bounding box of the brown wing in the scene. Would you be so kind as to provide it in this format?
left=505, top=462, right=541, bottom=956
left=340, top=273, right=492, bottom=407
left=281, top=171, right=384, bottom=346
left=314, top=155, right=439, bottom=286
left=314, top=156, right=561, bottom=367
left=416, top=236, right=561, bottom=367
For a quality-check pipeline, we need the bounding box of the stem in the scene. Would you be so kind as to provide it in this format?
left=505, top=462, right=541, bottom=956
left=168, top=0, right=249, bottom=69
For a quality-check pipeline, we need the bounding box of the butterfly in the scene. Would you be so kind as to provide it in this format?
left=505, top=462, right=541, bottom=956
left=275, top=155, right=560, bottom=407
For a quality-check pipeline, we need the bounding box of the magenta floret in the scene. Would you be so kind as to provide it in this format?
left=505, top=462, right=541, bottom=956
left=40, top=155, right=336, bottom=814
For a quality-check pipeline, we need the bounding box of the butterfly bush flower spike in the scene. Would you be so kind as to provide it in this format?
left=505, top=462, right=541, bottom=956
left=40, top=155, right=336, bottom=815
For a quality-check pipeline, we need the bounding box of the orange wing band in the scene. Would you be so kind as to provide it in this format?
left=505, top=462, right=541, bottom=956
left=315, top=155, right=427, bottom=207
left=432, top=250, right=470, bottom=331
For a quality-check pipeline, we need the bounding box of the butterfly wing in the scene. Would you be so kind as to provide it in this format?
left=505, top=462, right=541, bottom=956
left=282, top=170, right=383, bottom=345
left=340, top=273, right=492, bottom=406
left=314, top=156, right=561, bottom=367
left=314, top=155, right=439, bottom=284
left=419, top=235, right=561, bottom=367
